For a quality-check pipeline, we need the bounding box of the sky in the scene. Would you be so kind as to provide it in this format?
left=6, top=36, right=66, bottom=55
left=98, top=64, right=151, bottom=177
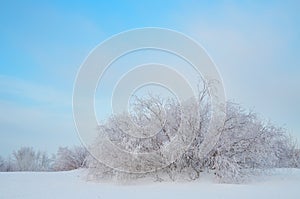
left=0, top=0, right=300, bottom=156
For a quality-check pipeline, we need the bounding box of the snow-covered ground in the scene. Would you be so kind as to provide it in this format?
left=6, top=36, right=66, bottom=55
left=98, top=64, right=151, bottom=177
left=1, top=169, right=300, bottom=199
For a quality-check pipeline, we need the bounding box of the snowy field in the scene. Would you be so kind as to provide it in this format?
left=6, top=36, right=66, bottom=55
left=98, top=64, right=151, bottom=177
left=1, top=169, right=300, bottom=199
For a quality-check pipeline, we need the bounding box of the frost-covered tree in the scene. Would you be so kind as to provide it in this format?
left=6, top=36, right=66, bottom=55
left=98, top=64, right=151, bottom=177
left=0, top=156, right=13, bottom=172
left=36, top=151, right=52, bottom=171
left=53, top=146, right=88, bottom=171
left=201, top=103, right=288, bottom=182
left=87, top=87, right=298, bottom=183
left=0, top=156, right=5, bottom=171
left=87, top=89, right=208, bottom=181
left=12, top=147, right=52, bottom=171
left=13, top=147, right=37, bottom=171
left=274, top=136, right=300, bottom=168
left=5, top=157, right=15, bottom=172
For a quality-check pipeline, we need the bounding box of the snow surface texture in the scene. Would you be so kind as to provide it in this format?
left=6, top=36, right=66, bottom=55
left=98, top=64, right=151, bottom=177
left=0, top=169, right=300, bottom=199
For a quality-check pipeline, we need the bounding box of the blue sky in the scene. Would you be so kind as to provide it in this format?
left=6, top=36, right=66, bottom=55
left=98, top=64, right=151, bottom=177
left=1, top=0, right=300, bottom=156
